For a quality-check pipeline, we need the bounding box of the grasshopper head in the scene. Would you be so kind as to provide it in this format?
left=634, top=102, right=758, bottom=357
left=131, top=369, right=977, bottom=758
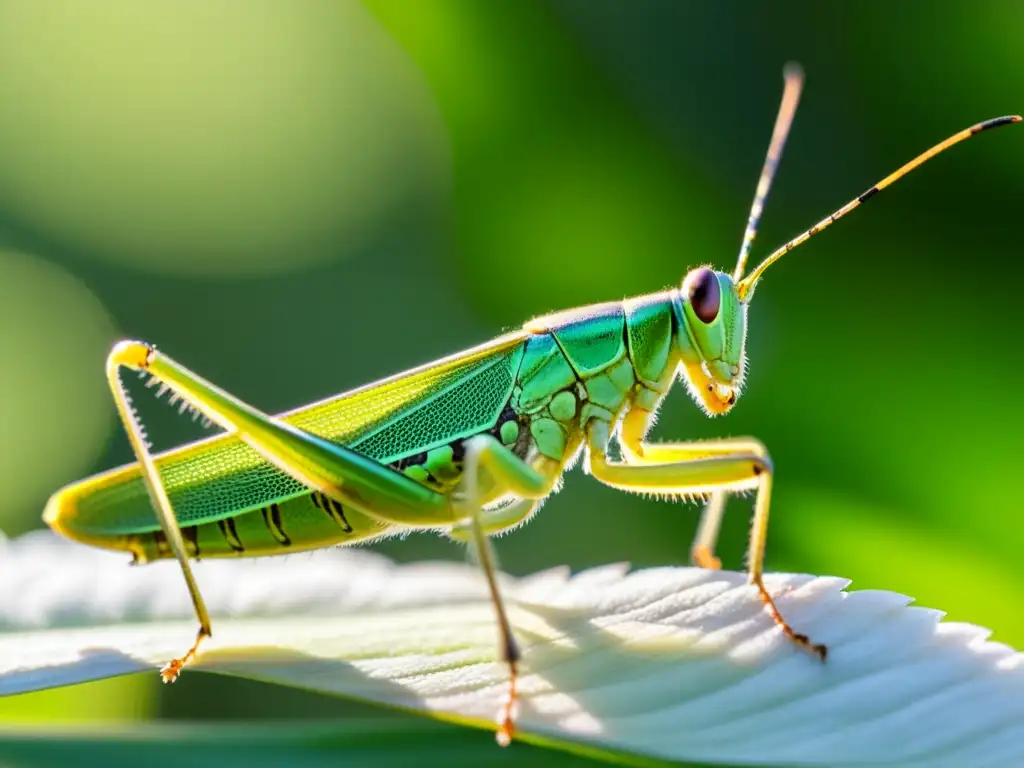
left=673, top=267, right=747, bottom=416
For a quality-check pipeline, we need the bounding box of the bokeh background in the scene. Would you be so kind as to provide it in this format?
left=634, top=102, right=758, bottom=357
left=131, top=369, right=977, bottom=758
left=1, top=0, right=1022, bottom=764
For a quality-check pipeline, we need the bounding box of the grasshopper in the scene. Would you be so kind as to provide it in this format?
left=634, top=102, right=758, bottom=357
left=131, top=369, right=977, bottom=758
left=44, top=66, right=1020, bottom=745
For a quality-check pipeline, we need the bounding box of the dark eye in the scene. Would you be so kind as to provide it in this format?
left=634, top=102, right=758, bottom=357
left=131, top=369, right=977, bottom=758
left=684, top=268, right=720, bottom=324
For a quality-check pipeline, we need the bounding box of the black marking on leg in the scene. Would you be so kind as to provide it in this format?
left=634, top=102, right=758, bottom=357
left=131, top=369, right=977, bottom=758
left=181, top=525, right=201, bottom=559
left=858, top=186, right=879, bottom=203
left=502, top=631, right=522, bottom=665
left=218, top=518, right=245, bottom=553
left=319, top=493, right=354, bottom=533
left=310, top=493, right=321, bottom=509
left=262, top=503, right=291, bottom=546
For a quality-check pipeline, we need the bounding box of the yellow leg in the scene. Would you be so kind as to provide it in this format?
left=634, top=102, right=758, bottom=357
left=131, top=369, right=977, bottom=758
left=596, top=410, right=827, bottom=661
left=692, top=492, right=726, bottom=570
left=106, top=345, right=212, bottom=682
left=458, top=435, right=555, bottom=746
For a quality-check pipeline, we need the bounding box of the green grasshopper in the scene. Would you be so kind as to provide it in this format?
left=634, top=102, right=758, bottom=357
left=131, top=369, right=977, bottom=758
left=44, top=66, right=1020, bottom=745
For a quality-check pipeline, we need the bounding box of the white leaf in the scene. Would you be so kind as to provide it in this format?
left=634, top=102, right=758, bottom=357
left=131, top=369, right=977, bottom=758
left=1, top=530, right=1022, bottom=767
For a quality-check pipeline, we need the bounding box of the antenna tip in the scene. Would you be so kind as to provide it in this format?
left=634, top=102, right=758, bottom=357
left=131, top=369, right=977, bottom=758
left=783, top=61, right=804, bottom=82
left=972, top=115, right=1023, bottom=134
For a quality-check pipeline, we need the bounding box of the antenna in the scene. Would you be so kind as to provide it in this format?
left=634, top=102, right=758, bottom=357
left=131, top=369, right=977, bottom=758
left=733, top=63, right=805, bottom=282
left=737, top=114, right=1022, bottom=300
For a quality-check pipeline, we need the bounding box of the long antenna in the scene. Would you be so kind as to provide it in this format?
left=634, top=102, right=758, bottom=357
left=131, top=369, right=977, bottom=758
left=737, top=113, right=1022, bottom=300
left=733, top=63, right=805, bottom=282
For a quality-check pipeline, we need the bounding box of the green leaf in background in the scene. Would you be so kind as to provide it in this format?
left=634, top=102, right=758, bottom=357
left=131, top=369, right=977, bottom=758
left=0, top=0, right=449, bottom=277
left=0, top=721, right=614, bottom=768
left=0, top=249, right=116, bottom=535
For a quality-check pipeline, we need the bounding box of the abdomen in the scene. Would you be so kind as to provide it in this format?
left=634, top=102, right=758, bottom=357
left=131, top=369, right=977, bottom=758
left=125, top=491, right=390, bottom=564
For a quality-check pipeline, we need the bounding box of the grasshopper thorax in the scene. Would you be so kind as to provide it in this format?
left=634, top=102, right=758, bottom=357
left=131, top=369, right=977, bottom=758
left=672, top=267, right=748, bottom=416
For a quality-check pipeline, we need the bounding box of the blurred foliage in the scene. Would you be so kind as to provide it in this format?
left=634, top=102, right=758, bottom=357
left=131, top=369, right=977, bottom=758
left=1, top=0, right=1021, bottom=765
left=0, top=0, right=448, bottom=277
left=0, top=720, right=622, bottom=768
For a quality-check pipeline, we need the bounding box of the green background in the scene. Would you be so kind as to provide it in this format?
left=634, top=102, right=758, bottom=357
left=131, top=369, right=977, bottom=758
left=1, top=1, right=1021, bottom=765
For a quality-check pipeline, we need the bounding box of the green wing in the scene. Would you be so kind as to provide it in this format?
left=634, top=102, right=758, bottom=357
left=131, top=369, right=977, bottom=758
left=67, top=333, right=528, bottom=535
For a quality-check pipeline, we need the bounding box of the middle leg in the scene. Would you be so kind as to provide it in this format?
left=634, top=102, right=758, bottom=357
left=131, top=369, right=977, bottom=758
left=692, top=492, right=727, bottom=570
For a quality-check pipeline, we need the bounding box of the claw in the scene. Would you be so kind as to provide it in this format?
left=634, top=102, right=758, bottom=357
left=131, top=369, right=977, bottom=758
left=159, top=628, right=209, bottom=683
left=753, top=578, right=827, bottom=662
left=495, top=660, right=519, bottom=747
left=159, top=658, right=184, bottom=684
left=692, top=544, right=722, bottom=570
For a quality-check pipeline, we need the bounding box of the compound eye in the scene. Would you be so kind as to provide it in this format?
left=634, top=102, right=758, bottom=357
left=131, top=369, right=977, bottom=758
left=684, top=268, right=720, bottom=324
